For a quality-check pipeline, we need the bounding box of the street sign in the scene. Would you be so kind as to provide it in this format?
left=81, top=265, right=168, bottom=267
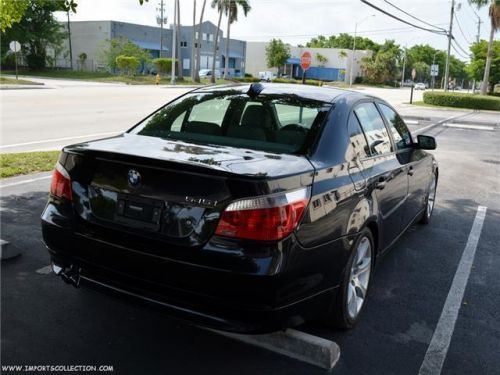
left=431, top=64, right=439, bottom=76
left=9, top=41, right=21, bottom=52
left=300, top=51, right=312, bottom=71
left=411, top=68, right=416, bottom=80
left=9, top=41, right=21, bottom=81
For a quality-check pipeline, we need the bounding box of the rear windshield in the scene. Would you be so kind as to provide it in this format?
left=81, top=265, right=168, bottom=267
left=130, top=90, right=332, bottom=154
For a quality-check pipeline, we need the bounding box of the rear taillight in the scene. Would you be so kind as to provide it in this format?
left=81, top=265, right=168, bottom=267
left=50, top=162, right=72, bottom=201
left=215, top=187, right=310, bottom=241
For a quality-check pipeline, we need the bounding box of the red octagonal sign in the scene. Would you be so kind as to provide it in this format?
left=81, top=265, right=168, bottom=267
left=300, top=51, right=312, bottom=71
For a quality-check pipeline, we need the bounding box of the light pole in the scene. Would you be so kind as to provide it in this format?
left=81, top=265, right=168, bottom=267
left=349, top=14, right=375, bottom=87
left=431, top=51, right=438, bottom=90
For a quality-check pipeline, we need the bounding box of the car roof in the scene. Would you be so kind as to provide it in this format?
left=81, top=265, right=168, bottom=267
left=193, top=83, right=359, bottom=103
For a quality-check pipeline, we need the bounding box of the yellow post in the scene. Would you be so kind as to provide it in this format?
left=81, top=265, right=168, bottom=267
left=155, top=74, right=161, bottom=85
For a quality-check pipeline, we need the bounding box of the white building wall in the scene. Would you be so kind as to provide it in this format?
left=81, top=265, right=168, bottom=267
left=245, top=41, right=372, bottom=83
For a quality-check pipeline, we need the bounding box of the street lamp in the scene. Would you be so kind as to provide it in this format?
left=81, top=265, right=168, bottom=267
left=349, top=14, right=375, bottom=87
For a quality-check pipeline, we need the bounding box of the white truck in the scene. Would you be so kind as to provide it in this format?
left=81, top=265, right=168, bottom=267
left=258, top=71, right=276, bottom=82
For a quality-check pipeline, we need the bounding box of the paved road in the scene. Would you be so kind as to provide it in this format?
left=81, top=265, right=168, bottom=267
left=0, top=78, right=192, bottom=153
left=5, top=78, right=497, bottom=154
left=1, top=117, right=499, bottom=374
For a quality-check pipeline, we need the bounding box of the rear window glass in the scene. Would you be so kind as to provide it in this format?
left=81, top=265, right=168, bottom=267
left=130, top=91, right=331, bottom=154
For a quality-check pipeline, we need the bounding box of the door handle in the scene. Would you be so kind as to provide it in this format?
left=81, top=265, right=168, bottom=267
left=408, top=166, right=414, bottom=176
left=375, top=177, right=386, bottom=190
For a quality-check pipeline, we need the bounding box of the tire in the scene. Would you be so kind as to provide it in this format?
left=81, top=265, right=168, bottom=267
left=324, top=228, right=374, bottom=329
left=420, top=172, right=437, bottom=225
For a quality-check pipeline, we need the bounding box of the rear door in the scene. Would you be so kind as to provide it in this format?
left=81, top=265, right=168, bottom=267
left=378, top=103, right=430, bottom=226
left=354, top=102, right=408, bottom=250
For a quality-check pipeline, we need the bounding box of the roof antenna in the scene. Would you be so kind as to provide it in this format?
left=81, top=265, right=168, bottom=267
left=247, top=83, right=264, bottom=98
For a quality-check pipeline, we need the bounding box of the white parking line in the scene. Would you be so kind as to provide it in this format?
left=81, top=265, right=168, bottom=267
left=419, top=205, right=487, bottom=375
left=36, top=265, right=53, bottom=275
left=0, top=175, right=52, bottom=189
left=0, top=131, right=120, bottom=149
left=444, top=123, right=495, bottom=131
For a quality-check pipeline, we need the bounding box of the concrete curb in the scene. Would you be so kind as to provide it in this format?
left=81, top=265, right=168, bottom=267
left=210, top=328, right=341, bottom=370
left=0, top=85, right=49, bottom=90
left=0, top=239, right=21, bottom=260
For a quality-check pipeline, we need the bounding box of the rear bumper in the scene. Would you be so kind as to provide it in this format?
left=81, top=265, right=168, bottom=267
left=42, top=203, right=345, bottom=333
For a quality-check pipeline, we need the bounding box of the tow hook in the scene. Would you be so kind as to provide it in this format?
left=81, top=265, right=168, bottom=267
left=52, top=263, right=81, bottom=288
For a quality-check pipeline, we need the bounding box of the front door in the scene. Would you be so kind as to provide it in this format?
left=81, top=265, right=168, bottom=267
left=354, top=102, right=408, bottom=250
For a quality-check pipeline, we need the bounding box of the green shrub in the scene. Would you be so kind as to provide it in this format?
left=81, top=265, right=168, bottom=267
left=152, top=57, right=175, bottom=75
left=423, top=91, right=500, bottom=111
left=272, top=77, right=323, bottom=86
left=232, top=76, right=260, bottom=83
left=115, top=55, right=140, bottom=76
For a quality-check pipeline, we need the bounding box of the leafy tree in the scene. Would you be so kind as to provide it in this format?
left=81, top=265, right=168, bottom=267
left=316, top=53, right=328, bottom=67
left=0, top=0, right=29, bottom=32
left=98, top=37, right=150, bottom=71
left=307, top=33, right=380, bottom=52
left=152, top=57, right=175, bottom=75
left=265, top=38, right=290, bottom=75
left=77, top=52, right=87, bottom=70
left=361, top=40, right=400, bottom=84
left=412, top=61, right=430, bottom=82
left=223, top=0, right=251, bottom=79
left=0, top=0, right=67, bottom=70
left=468, top=0, right=500, bottom=93
left=116, top=55, right=140, bottom=76
left=466, top=39, right=500, bottom=86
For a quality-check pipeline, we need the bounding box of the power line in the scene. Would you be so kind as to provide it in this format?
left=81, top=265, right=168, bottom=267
left=234, top=24, right=449, bottom=39
left=361, top=0, right=448, bottom=35
left=451, top=39, right=469, bottom=59
left=454, top=14, right=473, bottom=44
left=451, top=36, right=470, bottom=56
left=383, top=0, right=447, bottom=32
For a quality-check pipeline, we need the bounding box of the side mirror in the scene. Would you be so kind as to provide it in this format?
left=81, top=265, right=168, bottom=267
left=417, top=135, right=436, bottom=150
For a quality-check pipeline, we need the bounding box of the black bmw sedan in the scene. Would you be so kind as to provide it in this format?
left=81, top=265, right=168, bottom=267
left=42, top=83, right=437, bottom=333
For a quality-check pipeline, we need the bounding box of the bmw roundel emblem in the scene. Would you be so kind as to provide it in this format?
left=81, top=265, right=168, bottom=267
left=128, top=169, right=141, bottom=186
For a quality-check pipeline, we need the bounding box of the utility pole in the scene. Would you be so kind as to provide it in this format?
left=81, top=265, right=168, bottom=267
left=349, top=22, right=358, bottom=87
left=472, top=15, right=482, bottom=92
left=349, top=14, right=375, bottom=87
left=401, top=47, right=406, bottom=88
left=170, top=0, right=177, bottom=84
left=444, top=0, right=454, bottom=92
left=157, top=0, right=166, bottom=58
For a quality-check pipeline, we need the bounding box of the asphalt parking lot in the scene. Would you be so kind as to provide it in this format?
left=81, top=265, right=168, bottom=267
left=1, top=110, right=499, bottom=374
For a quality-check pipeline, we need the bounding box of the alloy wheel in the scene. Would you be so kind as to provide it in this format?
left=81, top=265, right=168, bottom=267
left=427, top=174, right=437, bottom=218
left=346, top=236, right=372, bottom=320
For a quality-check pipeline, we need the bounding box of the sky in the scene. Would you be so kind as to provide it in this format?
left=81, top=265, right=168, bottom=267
left=55, top=0, right=496, bottom=62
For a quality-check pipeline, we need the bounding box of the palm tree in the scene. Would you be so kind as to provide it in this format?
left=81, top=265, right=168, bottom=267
left=194, top=0, right=207, bottom=83
left=210, top=0, right=226, bottom=84
left=469, top=0, right=500, bottom=94
left=175, top=0, right=183, bottom=80
left=223, top=0, right=251, bottom=79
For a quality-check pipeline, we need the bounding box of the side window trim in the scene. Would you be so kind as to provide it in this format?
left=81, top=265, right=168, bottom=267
left=375, top=101, right=413, bottom=153
left=347, top=109, right=372, bottom=158
left=352, top=100, right=395, bottom=159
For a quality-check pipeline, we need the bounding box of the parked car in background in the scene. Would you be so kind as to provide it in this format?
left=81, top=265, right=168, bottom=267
left=199, top=69, right=221, bottom=80
left=414, top=83, right=426, bottom=90
left=42, top=83, right=438, bottom=333
left=258, top=71, right=276, bottom=82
